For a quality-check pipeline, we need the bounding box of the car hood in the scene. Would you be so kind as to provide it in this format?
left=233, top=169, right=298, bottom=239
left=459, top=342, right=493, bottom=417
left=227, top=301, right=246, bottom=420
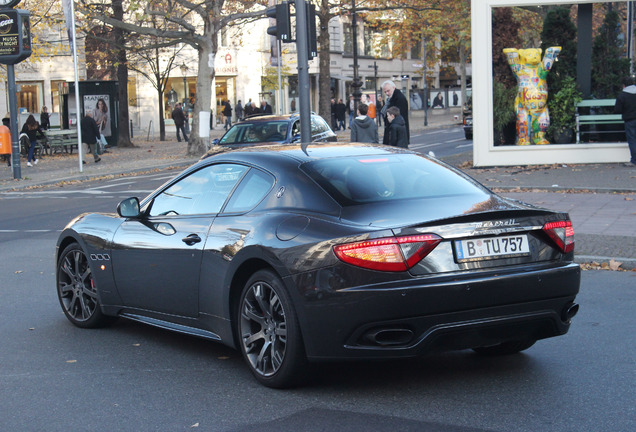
left=338, top=193, right=550, bottom=228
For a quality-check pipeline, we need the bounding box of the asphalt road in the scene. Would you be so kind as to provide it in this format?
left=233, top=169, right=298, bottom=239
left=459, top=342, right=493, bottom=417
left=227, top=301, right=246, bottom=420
left=410, top=126, right=472, bottom=159
left=0, top=172, right=634, bottom=432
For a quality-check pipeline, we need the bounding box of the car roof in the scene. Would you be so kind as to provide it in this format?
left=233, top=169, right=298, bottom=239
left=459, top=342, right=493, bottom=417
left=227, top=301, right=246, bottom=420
left=202, top=142, right=408, bottom=165
left=240, top=114, right=298, bottom=123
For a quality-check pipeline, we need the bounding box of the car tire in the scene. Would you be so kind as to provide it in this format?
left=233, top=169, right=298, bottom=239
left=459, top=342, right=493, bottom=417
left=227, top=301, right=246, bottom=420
left=238, top=269, right=308, bottom=388
left=472, top=339, right=536, bottom=356
left=56, top=243, right=114, bottom=329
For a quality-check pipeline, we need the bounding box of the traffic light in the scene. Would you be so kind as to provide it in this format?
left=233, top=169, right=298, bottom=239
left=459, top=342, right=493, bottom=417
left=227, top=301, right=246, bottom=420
left=266, top=2, right=291, bottom=42
left=306, top=3, right=317, bottom=59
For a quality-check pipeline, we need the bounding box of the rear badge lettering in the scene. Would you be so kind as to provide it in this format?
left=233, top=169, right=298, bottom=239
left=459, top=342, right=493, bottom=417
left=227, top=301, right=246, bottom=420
left=276, top=186, right=285, bottom=198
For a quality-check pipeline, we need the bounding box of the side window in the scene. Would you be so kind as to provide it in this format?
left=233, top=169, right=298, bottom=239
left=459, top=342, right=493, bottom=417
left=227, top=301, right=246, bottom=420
left=224, top=169, right=274, bottom=213
left=291, top=120, right=300, bottom=137
left=149, top=164, right=248, bottom=216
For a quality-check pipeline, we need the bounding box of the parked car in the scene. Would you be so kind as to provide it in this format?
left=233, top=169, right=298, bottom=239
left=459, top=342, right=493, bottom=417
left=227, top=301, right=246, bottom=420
left=55, top=143, right=580, bottom=388
left=211, top=113, right=337, bottom=148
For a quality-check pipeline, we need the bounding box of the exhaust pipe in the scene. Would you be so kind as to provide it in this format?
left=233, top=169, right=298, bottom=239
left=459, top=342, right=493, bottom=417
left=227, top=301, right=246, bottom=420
left=562, top=302, right=579, bottom=322
left=363, top=328, right=414, bottom=346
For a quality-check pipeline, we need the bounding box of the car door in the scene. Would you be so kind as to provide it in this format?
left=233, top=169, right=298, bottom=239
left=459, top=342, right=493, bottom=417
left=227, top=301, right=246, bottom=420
left=110, top=163, right=249, bottom=317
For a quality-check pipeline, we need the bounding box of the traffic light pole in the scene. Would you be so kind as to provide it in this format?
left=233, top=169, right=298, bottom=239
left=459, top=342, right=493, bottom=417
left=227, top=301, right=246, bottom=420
left=295, top=0, right=311, bottom=144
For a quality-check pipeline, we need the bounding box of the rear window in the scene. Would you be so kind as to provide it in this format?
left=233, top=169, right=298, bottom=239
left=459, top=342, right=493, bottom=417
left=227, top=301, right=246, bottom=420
left=220, top=121, right=289, bottom=144
left=301, top=154, right=484, bottom=206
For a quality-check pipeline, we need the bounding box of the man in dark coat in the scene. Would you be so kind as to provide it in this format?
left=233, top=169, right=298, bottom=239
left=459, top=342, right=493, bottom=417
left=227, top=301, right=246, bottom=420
left=81, top=111, right=102, bottom=163
left=335, top=98, right=347, bottom=131
left=171, top=103, right=188, bottom=142
left=381, top=80, right=409, bottom=145
left=260, top=100, right=273, bottom=114
left=614, top=76, right=636, bottom=166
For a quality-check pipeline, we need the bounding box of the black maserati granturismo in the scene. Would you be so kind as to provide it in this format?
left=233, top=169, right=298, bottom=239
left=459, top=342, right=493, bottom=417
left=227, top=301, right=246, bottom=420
left=56, top=143, right=580, bottom=388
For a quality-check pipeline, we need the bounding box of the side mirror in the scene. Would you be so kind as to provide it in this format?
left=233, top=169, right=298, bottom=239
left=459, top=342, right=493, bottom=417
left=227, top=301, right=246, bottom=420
left=117, top=197, right=141, bottom=218
left=211, top=138, right=220, bottom=146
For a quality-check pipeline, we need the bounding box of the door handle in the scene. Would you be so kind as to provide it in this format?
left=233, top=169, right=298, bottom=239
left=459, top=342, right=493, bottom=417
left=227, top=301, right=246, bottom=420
left=182, top=234, right=202, bottom=245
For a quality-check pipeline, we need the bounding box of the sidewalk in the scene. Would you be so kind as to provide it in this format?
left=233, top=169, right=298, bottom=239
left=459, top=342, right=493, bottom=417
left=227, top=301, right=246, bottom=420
left=1, top=110, right=634, bottom=269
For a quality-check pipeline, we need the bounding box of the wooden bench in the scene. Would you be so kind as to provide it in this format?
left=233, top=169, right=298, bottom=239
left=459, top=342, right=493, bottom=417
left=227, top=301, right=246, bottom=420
left=43, top=130, right=79, bottom=155
left=575, top=99, right=624, bottom=144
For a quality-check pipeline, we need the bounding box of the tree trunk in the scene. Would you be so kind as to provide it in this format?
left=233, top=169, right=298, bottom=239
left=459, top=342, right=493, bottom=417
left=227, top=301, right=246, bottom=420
left=158, top=86, right=166, bottom=141
left=112, top=0, right=133, bottom=147
left=459, top=41, right=467, bottom=108
left=317, top=0, right=332, bottom=125
left=187, top=37, right=215, bottom=156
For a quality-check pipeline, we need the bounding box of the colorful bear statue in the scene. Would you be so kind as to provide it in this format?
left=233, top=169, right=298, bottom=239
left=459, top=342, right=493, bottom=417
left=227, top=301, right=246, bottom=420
left=503, top=47, right=561, bottom=145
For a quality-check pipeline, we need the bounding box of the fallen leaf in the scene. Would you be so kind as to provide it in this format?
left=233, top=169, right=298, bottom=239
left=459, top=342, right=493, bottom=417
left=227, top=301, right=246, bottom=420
left=609, top=259, right=622, bottom=271
left=28, top=328, right=35, bottom=331
left=191, top=423, right=199, bottom=428
left=66, top=360, right=77, bottom=363
left=218, top=356, right=230, bottom=360
left=15, top=270, right=23, bottom=274
left=132, top=343, right=141, bottom=347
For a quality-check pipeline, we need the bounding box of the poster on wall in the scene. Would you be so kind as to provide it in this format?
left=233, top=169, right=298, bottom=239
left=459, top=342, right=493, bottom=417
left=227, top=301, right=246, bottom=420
left=83, top=94, right=111, bottom=137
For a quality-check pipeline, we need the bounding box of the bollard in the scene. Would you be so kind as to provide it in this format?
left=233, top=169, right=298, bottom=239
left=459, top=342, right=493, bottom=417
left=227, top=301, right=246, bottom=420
left=130, top=119, right=134, bottom=139
left=0, top=125, right=10, bottom=155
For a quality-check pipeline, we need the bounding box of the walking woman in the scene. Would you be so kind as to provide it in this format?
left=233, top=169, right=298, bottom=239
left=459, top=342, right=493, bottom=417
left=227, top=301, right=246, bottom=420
left=20, top=114, right=44, bottom=167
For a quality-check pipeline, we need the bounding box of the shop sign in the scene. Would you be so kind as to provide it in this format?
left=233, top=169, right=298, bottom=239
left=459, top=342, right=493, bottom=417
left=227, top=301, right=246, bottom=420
left=215, top=50, right=238, bottom=75
left=0, top=9, right=31, bottom=65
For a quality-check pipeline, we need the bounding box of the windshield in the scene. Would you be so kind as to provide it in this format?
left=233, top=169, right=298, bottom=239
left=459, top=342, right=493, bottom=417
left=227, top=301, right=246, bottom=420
left=219, top=121, right=289, bottom=145
left=301, top=154, right=485, bottom=206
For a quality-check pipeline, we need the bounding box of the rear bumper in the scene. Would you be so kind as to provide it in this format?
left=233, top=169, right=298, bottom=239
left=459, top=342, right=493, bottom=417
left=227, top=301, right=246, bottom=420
left=290, top=263, right=580, bottom=360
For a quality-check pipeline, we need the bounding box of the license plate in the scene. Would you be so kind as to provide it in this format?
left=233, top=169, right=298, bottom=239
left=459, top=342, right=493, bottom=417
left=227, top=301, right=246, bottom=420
left=455, top=234, right=530, bottom=262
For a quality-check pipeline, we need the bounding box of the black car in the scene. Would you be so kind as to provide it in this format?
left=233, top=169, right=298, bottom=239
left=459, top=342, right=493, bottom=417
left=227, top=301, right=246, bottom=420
left=212, top=113, right=337, bottom=148
left=56, top=143, right=580, bottom=388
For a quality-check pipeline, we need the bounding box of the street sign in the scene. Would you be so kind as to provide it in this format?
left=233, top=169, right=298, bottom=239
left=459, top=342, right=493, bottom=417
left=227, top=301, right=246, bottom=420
left=0, top=9, right=31, bottom=65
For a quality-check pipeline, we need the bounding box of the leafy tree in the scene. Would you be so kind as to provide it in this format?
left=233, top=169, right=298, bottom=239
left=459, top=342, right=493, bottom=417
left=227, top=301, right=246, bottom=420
left=541, top=6, right=577, bottom=94
left=492, top=7, right=521, bottom=90
left=591, top=8, right=630, bottom=99
left=83, top=0, right=269, bottom=156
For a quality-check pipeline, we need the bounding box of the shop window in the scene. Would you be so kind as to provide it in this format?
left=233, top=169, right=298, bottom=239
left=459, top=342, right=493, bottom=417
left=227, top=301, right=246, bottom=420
left=17, top=82, right=43, bottom=114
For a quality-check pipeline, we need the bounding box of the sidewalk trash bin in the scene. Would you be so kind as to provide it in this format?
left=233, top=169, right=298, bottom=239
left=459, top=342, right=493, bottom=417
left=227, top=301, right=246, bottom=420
left=0, top=125, right=10, bottom=154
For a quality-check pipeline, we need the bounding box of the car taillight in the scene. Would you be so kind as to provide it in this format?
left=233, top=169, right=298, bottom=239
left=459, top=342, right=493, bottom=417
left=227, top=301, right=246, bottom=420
left=542, top=220, right=575, bottom=253
left=333, top=234, right=442, bottom=272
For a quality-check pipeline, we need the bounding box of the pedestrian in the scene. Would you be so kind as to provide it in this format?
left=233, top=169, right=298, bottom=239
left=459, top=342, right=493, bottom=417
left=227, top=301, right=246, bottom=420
left=347, top=95, right=354, bottom=128
left=376, top=96, right=384, bottom=126
left=260, top=100, right=273, bottom=114
left=80, top=111, right=102, bottom=164
left=171, top=102, right=189, bottom=142
left=245, top=98, right=254, bottom=117
left=335, top=98, right=347, bottom=131
left=350, top=103, right=379, bottom=144
left=614, top=76, right=636, bottom=166
left=381, top=80, right=409, bottom=145
left=385, top=106, right=408, bottom=148
left=330, top=98, right=337, bottom=130
left=235, top=100, right=243, bottom=121
left=20, top=114, right=45, bottom=167
left=40, top=106, right=50, bottom=130
left=223, top=100, right=233, bottom=130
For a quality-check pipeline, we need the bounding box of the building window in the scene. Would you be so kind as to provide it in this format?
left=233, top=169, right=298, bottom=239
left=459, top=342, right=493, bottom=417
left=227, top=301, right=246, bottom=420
left=50, top=80, right=66, bottom=113
left=343, top=23, right=352, bottom=54
left=16, top=82, right=43, bottom=114
left=363, top=27, right=389, bottom=58
left=411, top=40, right=422, bottom=60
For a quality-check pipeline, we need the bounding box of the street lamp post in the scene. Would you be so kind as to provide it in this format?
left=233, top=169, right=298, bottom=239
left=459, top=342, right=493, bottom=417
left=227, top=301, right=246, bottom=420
left=350, top=0, right=362, bottom=115
left=369, top=61, right=379, bottom=126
